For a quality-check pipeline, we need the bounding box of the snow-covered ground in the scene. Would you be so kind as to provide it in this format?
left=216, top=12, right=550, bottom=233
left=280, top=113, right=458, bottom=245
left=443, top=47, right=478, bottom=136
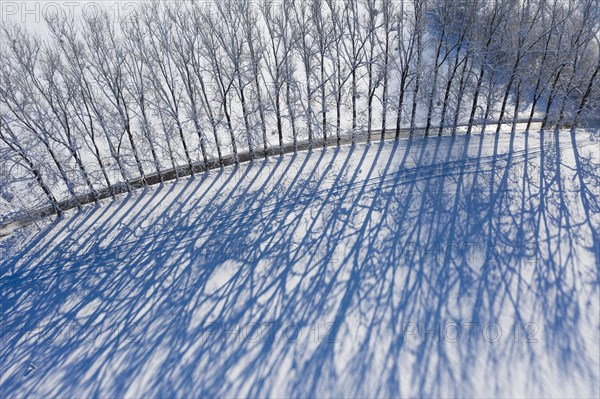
left=1, top=130, right=599, bottom=398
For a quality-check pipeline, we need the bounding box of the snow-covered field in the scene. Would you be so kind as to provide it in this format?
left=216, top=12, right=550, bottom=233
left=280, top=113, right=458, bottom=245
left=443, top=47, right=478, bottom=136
left=1, top=130, right=599, bottom=398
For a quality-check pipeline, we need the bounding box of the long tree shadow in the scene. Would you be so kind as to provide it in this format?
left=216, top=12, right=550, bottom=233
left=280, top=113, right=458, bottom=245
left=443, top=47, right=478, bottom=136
left=1, top=132, right=599, bottom=398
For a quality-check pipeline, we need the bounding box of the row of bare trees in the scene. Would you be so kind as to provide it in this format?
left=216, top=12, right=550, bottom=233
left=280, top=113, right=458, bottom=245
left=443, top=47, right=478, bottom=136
left=1, top=0, right=599, bottom=217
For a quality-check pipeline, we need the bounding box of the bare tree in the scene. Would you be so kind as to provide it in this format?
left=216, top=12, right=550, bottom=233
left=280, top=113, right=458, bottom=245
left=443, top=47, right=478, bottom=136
left=199, top=6, right=240, bottom=164
left=437, top=1, right=475, bottom=136
left=0, top=116, right=63, bottom=217
left=120, top=13, right=164, bottom=181
left=163, top=3, right=210, bottom=168
left=343, top=0, right=367, bottom=140
left=262, top=0, right=290, bottom=153
left=325, top=0, right=347, bottom=145
left=393, top=0, right=419, bottom=139
left=378, top=0, right=395, bottom=139
left=0, top=26, right=83, bottom=207
left=554, top=0, right=600, bottom=127
left=186, top=2, right=226, bottom=166
left=362, top=0, right=384, bottom=142
left=310, top=0, right=334, bottom=144
left=409, top=1, right=426, bottom=136
left=82, top=11, right=147, bottom=183
left=140, top=4, right=195, bottom=174
left=239, top=0, right=269, bottom=156
left=424, top=0, right=466, bottom=136
left=45, top=15, right=129, bottom=193
left=292, top=0, right=318, bottom=149
left=494, top=0, right=544, bottom=135
left=214, top=1, right=255, bottom=160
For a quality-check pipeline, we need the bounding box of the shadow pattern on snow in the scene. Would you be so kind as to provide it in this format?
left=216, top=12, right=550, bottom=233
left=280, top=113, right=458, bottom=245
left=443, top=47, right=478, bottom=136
left=1, top=129, right=599, bottom=397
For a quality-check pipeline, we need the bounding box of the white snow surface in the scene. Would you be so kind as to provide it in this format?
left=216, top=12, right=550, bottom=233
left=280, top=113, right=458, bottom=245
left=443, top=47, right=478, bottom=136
left=1, top=130, right=599, bottom=398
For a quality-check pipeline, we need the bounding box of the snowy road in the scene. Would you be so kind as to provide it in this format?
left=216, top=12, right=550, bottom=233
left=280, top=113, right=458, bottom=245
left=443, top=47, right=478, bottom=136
left=0, top=119, right=547, bottom=236
left=1, top=130, right=599, bottom=397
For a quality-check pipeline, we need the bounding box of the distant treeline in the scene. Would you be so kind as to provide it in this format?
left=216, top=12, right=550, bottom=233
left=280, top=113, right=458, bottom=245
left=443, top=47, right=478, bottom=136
left=1, top=0, right=599, bottom=217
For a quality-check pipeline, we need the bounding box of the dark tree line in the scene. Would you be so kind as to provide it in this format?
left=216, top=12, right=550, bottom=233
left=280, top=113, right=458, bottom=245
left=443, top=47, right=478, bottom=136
left=1, top=0, right=599, bottom=218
